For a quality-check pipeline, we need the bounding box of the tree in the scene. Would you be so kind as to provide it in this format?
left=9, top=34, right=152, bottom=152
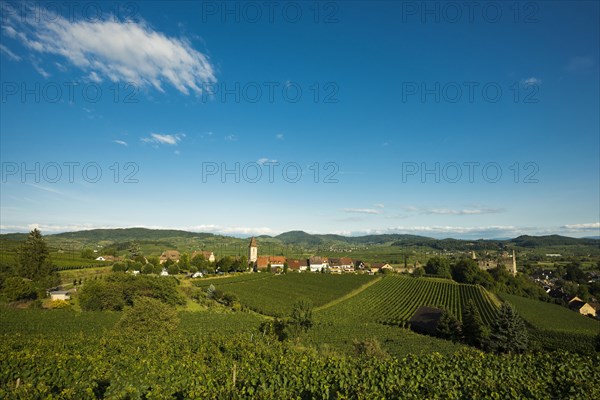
left=462, top=299, right=489, bottom=348
left=179, top=253, right=191, bottom=271
left=565, top=263, right=587, bottom=284
left=133, top=255, right=146, bottom=264
left=259, top=318, right=288, bottom=341
left=147, top=256, right=161, bottom=268
left=142, top=263, right=154, bottom=274
left=488, top=302, right=528, bottom=354
left=451, top=258, right=479, bottom=284
left=167, top=264, right=179, bottom=275
left=81, top=249, right=95, bottom=259
left=413, top=267, right=425, bottom=277
left=217, top=256, right=233, bottom=273
left=266, top=263, right=272, bottom=273
left=290, top=300, right=313, bottom=332
left=3, top=276, right=37, bottom=301
left=435, top=308, right=462, bottom=342
left=283, top=263, right=289, bottom=274
left=17, top=229, right=55, bottom=282
left=114, top=296, right=179, bottom=338
left=425, top=256, right=451, bottom=278
left=191, top=254, right=207, bottom=270
left=112, top=262, right=126, bottom=272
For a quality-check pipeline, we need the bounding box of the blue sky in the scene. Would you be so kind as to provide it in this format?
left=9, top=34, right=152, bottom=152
left=0, top=1, right=598, bottom=239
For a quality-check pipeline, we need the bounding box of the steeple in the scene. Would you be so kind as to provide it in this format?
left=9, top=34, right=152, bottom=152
left=511, top=250, right=517, bottom=276
left=248, top=237, right=258, bottom=263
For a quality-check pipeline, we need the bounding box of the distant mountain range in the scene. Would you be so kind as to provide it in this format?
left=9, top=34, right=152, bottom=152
left=1, top=228, right=598, bottom=250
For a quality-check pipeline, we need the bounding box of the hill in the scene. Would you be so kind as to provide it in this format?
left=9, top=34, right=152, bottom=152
left=509, top=234, right=600, bottom=248
left=53, top=228, right=215, bottom=242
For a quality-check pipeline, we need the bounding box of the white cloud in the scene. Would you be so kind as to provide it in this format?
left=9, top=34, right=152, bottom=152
left=0, top=44, right=21, bottom=61
left=141, top=133, right=185, bottom=145
left=257, top=158, right=278, bottom=165
left=32, top=63, right=50, bottom=78
left=562, top=222, right=600, bottom=231
left=225, top=134, right=237, bottom=142
left=403, top=206, right=504, bottom=216
left=521, top=77, right=542, bottom=85
left=113, top=140, right=128, bottom=146
left=342, top=208, right=382, bottom=215
left=422, top=208, right=504, bottom=215
left=374, top=203, right=385, bottom=208
left=2, top=7, right=216, bottom=94
left=276, top=133, right=284, bottom=140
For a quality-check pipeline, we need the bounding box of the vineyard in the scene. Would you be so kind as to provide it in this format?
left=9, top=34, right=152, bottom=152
left=317, top=276, right=500, bottom=326
left=195, top=273, right=376, bottom=317
left=498, top=292, right=599, bottom=335
left=1, top=331, right=598, bottom=399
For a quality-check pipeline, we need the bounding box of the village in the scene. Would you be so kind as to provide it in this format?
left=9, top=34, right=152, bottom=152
left=85, top=237, right=599, bottom=320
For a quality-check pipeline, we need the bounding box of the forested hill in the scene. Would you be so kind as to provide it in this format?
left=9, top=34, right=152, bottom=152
left=1, top=228, right=598, bottom=251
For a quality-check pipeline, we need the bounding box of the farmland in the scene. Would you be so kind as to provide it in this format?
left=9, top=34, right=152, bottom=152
left=1, top=272, right=600, bottom=397
left=196, top=273, right=376, bottom=317
left=499, top=293, right=599, bottom=334
left=1, top=320, right=598, bottom=399
left=316, top=276, right=499, bottom=326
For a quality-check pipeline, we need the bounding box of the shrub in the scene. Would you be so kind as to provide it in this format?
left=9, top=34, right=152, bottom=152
left=114, top=296, right=179, bottom=338
left=78, top=274, right=185, bottom=311
left=49, top=299, right=70, bottom=309
left=3, top=276, right=38, bottom=301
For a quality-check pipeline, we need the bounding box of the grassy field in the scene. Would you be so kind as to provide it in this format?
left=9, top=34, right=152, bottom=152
left=499, top=293, right=599, bottom=334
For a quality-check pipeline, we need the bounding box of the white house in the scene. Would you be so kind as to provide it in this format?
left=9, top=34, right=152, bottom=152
left=49, top=291, right=70, bottom=301
left=160, top=269, right=169, bottom=276
left=309, top=256, right=329, bottom=272
left=95, top=256, right=106, bottom=261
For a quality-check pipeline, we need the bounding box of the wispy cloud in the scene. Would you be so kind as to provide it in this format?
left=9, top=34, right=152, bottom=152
left=342, top=208, right=382, bottom=215
left=113, top=140, right=128, bottom=146
left=521, top=77, right=542, bottom=85
left=2, top=5, right=216, bottom=94
left=0, top=44, right=21, bottom=61
left=566, top=56, right=595, bottom=73
left=141, top=133, right=185, bottom=146
left=225, top=134, right=237, bottom=142
left=276, top=133, right=284, bottom=140
left=25, top=183, right=64, bottom=195
left=561, top=222, right=600, bottom=231
left=374, top=203, right=385, bottom=208
left=258, top=158, right=278, bottom=165
left=403, top=206, right=504, bottom=216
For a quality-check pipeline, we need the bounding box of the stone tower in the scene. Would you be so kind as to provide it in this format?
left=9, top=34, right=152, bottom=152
left=511, top=250, right=517, bottom=276
left=248, top=237, right=258, bottom=263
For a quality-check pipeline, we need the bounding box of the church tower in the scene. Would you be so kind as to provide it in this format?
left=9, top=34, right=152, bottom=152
left=248, top=237, right=258, bottom=263
left=511, top=250, right=517, bottom=276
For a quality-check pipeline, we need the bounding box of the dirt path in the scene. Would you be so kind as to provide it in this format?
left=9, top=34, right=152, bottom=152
left=313, top=276, right=382, bottom=312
